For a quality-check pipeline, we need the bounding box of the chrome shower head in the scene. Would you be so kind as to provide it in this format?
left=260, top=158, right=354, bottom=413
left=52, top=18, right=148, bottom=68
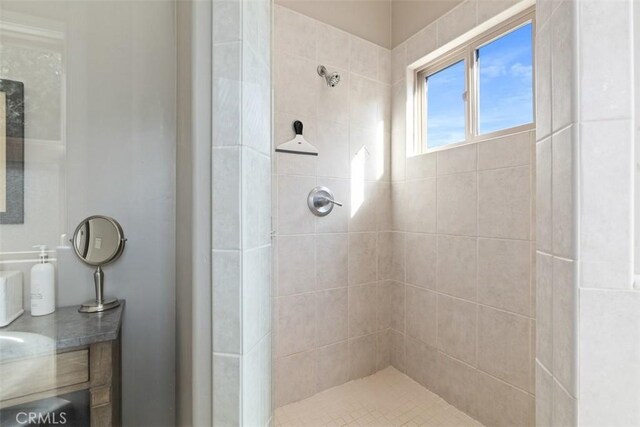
left=317, top=65, right=340, bottom=87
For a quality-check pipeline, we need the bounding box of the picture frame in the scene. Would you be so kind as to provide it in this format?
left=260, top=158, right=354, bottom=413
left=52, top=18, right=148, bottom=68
left=0, top=79, right=25, bottom=224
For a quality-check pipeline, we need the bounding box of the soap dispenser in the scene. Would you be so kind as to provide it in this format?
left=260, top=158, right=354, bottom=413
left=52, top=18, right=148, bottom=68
left=31, top=245, right=55, bottom=316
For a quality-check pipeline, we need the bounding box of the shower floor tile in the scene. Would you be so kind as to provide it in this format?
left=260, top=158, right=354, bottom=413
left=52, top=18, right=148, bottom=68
left=274, top=366, right=484, bottom=427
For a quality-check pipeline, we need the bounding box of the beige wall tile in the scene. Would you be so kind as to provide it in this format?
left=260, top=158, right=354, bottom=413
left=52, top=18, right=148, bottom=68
left=391, top=129, right=407, bottom=182
left=478, top=165, right=531, bottom=240
left=475, top=370, right=531, bottom=427
left=406, top=22, right=437, bottom=64
left=406, top=286, right=437, bottom=346
left=437, top=172, right=477, bottom=236
left=405, top=178, right=437, bottom=233
left=278, top=235, right=317, bottom=295
left=378, top=47, right=391, bottom=83
left=316, top=21, right=351, bottom=70
left=316, top=342, right=349, bottom=392
left=437, top=235, right=477, bottom=300
left=437, top=0, right=477, bottom=46
left=437, top=143, right=477, bottom=175
left=405, top=233, right=437, bottom=289
left=536, top=137, right=552, bottom=253
left=376, top=330, right=391, bottom=370
left=316, top=233, right=348, bottom=289
left=277, top=174, right=317, bottom=235
left=350, top=36, right=380, bottom=80
left=315, top=119, right=350, bottom=178
left=535, top=25, right=552, bottom=140
left=276, top=293, right=316, bottom=357
left=552, top=126, right=575, bottom=259
left=349, top=334, right=377, bottom=379
left=377, top=182, right=393, bottom=231
left=349, top=126, right=391, bottom=182
left=391, top=43, right=407, bottom=85
left=550, top=1, right=575, bottom=132
left=436, top=353, right=478, bottom=416
left=553, top=378, right=577, bottom=427
left=213, top=355, right=240, bottom=425
left=437, top=295, right=477, bottom=365
left=388, top=281, right=405, bottom=332
left=348, top=232, right=378, bottom=285
left=349, top=74, right=381, bottom=129
left=316, top=288, right=348, bottom=346
left=348, top=180, right=378, bottom=232
left=478, top=238, right=532, bottom=316
left=274, top=6, right=316, bottom=60
left=391, top=81, right=406, bottom=135
left=405, top=336, right=439, bottom=390
left=242, top=246, right=272, bottom=350
left=478, top=131, right=532, bottom=171
left=536, top=252, right=553, bottom=372
left=212, top=147, right=241, bottom=249
left=275, top=54, right=319, bottom=118
left=477, top=306, right=531, bottom=392
left=275, top=350, right=317, bottom=407
left=377, top=282, right=392, bottom=330
left=242, top=148, right=271, bottom=248
left=213, top=43, right=242, bottom=147
left=349, top=284, right=378, bottom=337
left=406, top=153, right=437, bottom=180
left=213, top=250, right=241, bottom=353
left=553, top=257, right=577, bottom=396
left=477, top=0, right=519, bottom=23
left=536, top=362, right=553, bottom=427
left=389, top=330, right=405, bottom=372
left=378, top=231, right=405, bottom=281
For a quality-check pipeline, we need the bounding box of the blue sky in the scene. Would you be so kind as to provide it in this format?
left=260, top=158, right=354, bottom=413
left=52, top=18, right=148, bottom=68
left=426, top=23, right=533, bottom=148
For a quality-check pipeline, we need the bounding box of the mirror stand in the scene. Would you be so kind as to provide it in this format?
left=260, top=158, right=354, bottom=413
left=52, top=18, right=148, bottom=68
left=79, top=266, right=120, bottom=313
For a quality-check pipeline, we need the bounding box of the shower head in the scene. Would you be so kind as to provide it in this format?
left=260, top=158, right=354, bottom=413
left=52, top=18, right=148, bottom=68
left=317, top=65, right=340, bottom=87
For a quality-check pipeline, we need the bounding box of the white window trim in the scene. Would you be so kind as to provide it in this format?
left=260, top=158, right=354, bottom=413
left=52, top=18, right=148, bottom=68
left=406, top=1, right=536, bottom=156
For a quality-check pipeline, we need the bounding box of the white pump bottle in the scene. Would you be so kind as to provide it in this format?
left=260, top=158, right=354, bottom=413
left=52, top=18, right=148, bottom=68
left=31, top=245, right=55, bottom=316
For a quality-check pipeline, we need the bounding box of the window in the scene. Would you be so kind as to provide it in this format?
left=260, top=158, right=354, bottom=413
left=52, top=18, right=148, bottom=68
left=415, top=10, right=534, bottom=152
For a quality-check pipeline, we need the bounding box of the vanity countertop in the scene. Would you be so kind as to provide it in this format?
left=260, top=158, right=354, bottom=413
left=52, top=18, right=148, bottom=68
left=0, top=301, right=125, bottom=362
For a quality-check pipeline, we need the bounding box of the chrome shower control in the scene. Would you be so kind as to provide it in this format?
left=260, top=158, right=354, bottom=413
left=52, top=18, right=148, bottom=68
left=308, top=186, right=343, bottom=217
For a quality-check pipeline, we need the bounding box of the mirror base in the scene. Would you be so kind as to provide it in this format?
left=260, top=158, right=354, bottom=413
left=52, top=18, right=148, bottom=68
left=78, top=298, right=120, bottom=313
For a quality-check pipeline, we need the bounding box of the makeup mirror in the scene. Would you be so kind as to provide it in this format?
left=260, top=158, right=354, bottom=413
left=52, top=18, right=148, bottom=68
left=72, top=215, right=126, bottom=313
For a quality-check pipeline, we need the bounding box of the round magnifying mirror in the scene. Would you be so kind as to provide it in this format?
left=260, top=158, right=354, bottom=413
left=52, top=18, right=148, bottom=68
left=72, top=216, right=126, bottom=313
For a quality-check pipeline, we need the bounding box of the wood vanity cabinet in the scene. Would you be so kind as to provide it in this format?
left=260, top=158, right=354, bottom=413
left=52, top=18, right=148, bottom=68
left=0, top=304, right=124, bottom=427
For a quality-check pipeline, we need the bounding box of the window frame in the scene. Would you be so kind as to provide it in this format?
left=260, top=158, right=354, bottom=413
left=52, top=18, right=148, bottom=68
left=414, top=8, right=536, bottom=154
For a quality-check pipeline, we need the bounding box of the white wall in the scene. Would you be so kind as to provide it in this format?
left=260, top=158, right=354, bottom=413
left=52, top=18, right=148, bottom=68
left=0, top=2, right=177, bottom=426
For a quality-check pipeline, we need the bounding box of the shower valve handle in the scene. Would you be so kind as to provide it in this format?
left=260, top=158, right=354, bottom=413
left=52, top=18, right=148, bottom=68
left=308, top=186, right=342, bottom=216
left=320, top=196, right=343, bottom=207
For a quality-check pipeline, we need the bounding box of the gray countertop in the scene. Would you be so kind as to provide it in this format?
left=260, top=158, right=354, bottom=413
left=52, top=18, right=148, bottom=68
left=0, top=301, right=124, bottom=362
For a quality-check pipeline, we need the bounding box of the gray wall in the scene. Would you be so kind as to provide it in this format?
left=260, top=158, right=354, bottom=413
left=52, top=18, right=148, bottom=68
left=1, top=2, right=177, bottom=426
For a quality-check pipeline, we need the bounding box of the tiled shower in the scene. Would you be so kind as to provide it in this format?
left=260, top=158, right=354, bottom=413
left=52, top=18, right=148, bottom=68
left=273, top=2, right=535, bottom=425
left=207, top=0, right=640, bottom=424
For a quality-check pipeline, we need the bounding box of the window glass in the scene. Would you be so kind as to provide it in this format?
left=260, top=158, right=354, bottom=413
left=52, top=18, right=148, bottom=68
left=426, top=59, right=466, bottom=149
left=477, top=23, right=534, bottom=134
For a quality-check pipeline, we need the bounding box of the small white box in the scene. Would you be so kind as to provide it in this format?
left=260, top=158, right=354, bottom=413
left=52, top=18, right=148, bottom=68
left=0, top=271, right=24, bottom=327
